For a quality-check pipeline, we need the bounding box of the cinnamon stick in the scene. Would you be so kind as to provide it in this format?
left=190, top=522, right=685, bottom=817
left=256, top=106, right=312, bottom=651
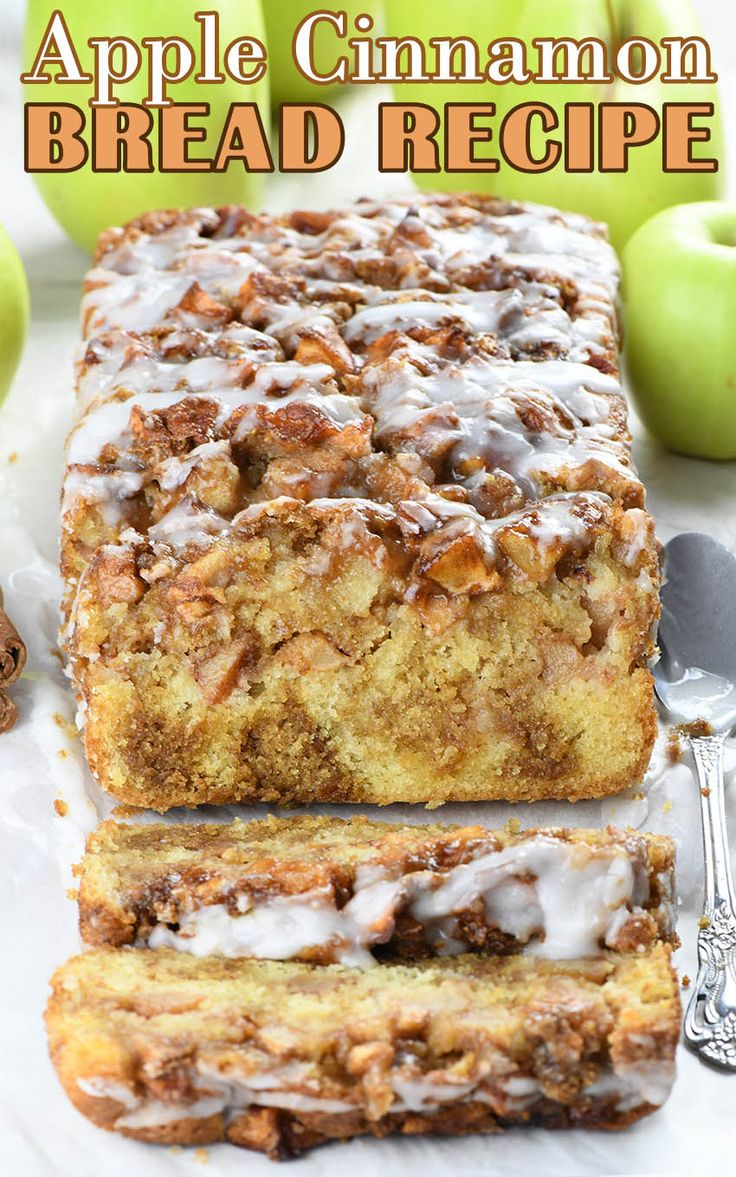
left=0, top=589, right=26, bottom=686
left=0, top=688, right=18, bottom=735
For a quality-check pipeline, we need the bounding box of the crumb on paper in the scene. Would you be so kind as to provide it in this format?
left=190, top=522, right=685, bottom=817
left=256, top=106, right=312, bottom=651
left=631, top=791, right=645, bottom=801
left=52, top=711, right=78, bottom=741
left=169, top=1145, right=182, bottom=1156
left=701, top=787, right=711, bottom=798
left=66, top=887, right=79, bottom=902
left=56, top=747, right=68, bottom=760
left=682, top=975, right=691, bottom=989
left=53, top=798, right=68, bottom=817
left=676, top=719, right=714, bottom=740
left=663, top=800, right=673, bottom=814
left=504, top=817, right=521, bottom=835
left=666, top=728, right=683, bottom=763
left=699, top=916, right=711, bottom=929
left=6, top=452, right=18, bottom=465
left=194, top=1147, right=209, bottom=1165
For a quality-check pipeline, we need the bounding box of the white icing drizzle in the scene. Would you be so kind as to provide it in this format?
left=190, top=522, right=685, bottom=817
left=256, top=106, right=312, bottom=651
left=408, top=837, right=643, bottom=959
left=85, top=197, right=618, bottom=343
left=67, top=363, right=344, bottom=470
left=67, top=390, right=220, bottom=468
left=62, top=361, right=366, bottom=520
left=344, top=287, right=609, bottom=363
left=361, top=356, right=633, bottom=498
left=158, top=441, right=231, bottom=491
left=65, top=195, right=642, bottom=590
left=75, top=325, right=282, bottom=415
left=390, top=1074, right=477, bottom=1111
left=582, top=1057, right=676, bottom=1111
left=77, top=1077, right=139, bottom=1110
left=76, top=1048, right=674, bottom=1132
left=141, top=834, right=671, bottom=965
left=89, top=486, right=608, bottom=571
left=82, top=245, right=264, bottom=335
left=61, top=469, right=145, bottom=524
left=397, top=490, right=611, bottom=567
left=149, top=889, right=377, bottom=968
left=147, top=499, right=229, bottom=553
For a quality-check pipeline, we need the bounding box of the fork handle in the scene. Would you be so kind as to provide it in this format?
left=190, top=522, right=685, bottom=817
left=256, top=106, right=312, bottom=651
left=684, top=734, right=736, bottom=1069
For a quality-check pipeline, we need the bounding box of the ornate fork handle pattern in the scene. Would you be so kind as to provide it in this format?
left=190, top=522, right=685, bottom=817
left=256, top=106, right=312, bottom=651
left=684, top=735, right=736, bottom=1069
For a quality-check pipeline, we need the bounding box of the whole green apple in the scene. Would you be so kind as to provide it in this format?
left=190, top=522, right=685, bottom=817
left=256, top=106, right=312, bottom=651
left=623, top=202, right=736, bottom=460
left=267, top=1, right=381, bottom=103
left=23, top=0, right=269, bottom=253
left=0, top=227, right=30, bottom=406
left=383, top=0, right=723, bottom=251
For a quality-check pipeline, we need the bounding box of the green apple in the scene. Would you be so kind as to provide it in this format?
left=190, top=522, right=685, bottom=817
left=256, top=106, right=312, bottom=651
left=623, top=202, right=736, bottom=460
left=383, top=0, right=723, bottom=251
left=0, top=227, right=30, bottom=406
left=23, top=0, right=269, bottom=253
left=267, top=1, right=381, bottom=103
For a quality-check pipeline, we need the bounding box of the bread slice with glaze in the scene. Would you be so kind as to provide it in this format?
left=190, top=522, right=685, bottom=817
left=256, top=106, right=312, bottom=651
left=46, top=945, right=680, bottom=1159
left=77, top=816, right=677, bottom=966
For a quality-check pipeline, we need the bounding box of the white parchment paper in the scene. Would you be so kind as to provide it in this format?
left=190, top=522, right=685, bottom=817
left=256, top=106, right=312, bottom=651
left=3, top=44, right=736, bottom=1177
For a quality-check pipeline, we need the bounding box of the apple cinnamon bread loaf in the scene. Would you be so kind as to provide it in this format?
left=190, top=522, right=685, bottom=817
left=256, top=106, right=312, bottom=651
left=46, top=945, right=680, bottom=1158
left=62, top=194, right=659, bottom=807
left=77, top=816, right=676, bottom=964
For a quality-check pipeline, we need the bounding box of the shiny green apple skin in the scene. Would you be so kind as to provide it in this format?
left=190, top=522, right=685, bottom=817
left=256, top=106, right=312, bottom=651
left=623, top=203, right=736, bottom=460
left=0, top=227, right=30, bottom=406
left=23, top=0, right=269, bottom=253
left=266, top=1, right=381, bottom=103
left=383, top=0, right=723, bottom=251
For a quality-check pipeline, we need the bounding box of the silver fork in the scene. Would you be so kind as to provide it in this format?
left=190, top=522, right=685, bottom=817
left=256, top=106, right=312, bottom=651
left=654, top=532, right=736, bottom=1070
